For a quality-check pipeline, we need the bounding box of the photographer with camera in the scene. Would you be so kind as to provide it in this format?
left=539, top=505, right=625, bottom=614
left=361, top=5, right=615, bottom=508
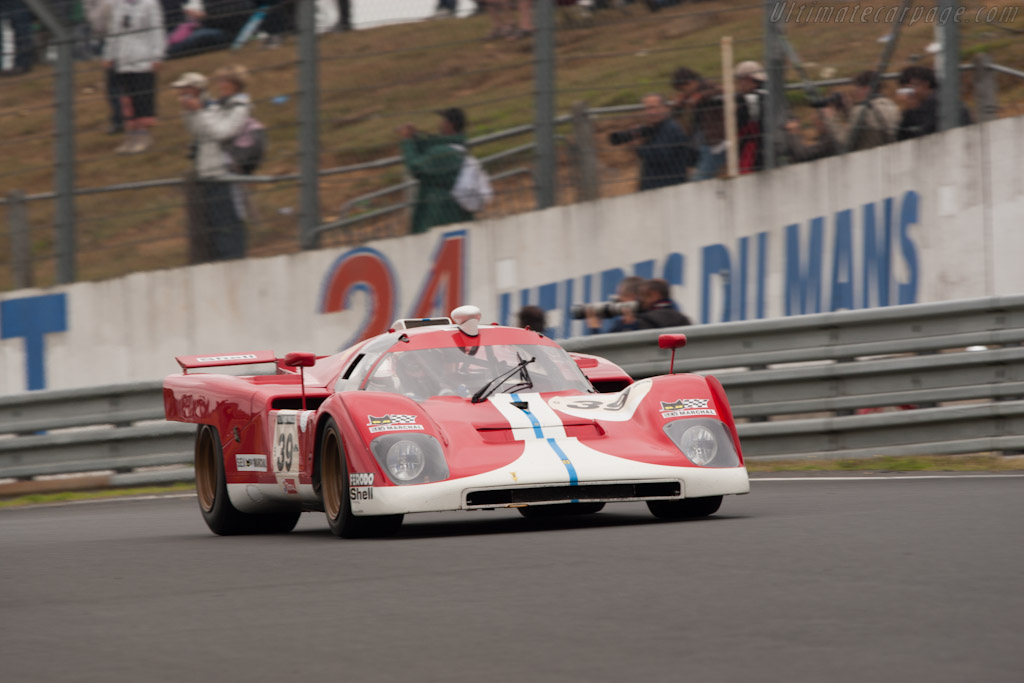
left=670, top=67, right=728, bottom=181
left=634, top=278, right=691, bottom=329
left=609, top=94, right=693, bottom=191
left=823, top=71, right=901, bottom=152
left=782, top=91, right=843, bottom=164
left=577, top=276, right=644, bottom=334
left=575, top=276, right=691, bottom=334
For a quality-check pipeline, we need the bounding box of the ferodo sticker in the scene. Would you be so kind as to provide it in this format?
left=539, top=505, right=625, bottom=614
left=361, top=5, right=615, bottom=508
left=196, top=354, right=258, bottom=363
left=660, top=398, right=717, bottom=418
left=236, top=454, right=268, bottom=472
left=350, top=473, right=374, bottom=501
left=366, top=414, right=424, bottom=433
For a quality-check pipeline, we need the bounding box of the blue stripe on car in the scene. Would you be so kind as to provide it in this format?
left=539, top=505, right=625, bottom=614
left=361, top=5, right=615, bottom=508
left=512, top=393, right=578, bottom=487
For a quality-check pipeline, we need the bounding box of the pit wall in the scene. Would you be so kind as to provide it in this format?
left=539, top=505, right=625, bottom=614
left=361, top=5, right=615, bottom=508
left=2, top=115, right=1022, bottom=394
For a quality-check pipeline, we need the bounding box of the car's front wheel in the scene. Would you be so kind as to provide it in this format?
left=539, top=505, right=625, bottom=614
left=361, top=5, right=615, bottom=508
left=647, top=496, right=723, bottom=519
left=321, top=419, right=403, bottom=538
left=195, top=425, right=300, bottom=535
left=518, top=502, right=606, bottom=519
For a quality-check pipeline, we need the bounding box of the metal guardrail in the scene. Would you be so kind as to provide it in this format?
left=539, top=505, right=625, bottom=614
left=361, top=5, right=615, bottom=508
left=3, top=296, right=1024, bottom=490
left=563, top=295, right=1024, bottom=460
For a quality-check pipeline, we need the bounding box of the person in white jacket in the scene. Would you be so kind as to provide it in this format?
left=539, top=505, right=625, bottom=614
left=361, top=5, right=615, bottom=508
left=102, top=0, right=165, bottom=154
left=178, top=64, right=252, bottom=260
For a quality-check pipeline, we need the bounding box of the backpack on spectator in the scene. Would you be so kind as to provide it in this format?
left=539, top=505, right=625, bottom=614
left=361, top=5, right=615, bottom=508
left=227, top=117, right=267, bottom=174
left=449, top=144, right=493, bottom=213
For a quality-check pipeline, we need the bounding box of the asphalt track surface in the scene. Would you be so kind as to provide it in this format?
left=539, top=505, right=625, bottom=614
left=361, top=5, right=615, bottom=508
left=2, top=475, right=1022, bottom=683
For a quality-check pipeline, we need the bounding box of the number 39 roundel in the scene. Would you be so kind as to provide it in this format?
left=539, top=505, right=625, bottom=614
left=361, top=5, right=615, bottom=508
left=273, top=412, right=300, bottom=475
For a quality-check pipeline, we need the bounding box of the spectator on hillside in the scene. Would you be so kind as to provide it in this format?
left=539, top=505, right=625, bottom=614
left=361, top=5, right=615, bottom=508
left=86, top=0, right=124, bottom=133
left=159, top=0, right=186, bottom=33
left=104, top=0, right=166, bottom=154
left=517, top=305, right=547, bottom=332
left=263, top=0, right=298, bottom=48
left=335, top=0, right=352, bottom=31
left=823, top=70, right=900, bottom=151
left=781, top=113, right=838, bottom=163
left=398, top=107, right=475, bottom=234
left=433, top=0, right=457, bottom=18
left=203, top=0, right=256, bottom=45
left=645, top=0, right=683, bottom=10
left=177, top=65, right=252, bottom=260
left=671, top=67, right=726, bottom=181
left=166, top=0, right=251, bottom=57
left=484, top=0, right=533, bottom=40
left=897, top=65, right=971, bottom=140
left=610, top=93, right=693, bottom=191
left=735, top=60, right=767, bottom=173
left=0, top=0, right=36, bottom=76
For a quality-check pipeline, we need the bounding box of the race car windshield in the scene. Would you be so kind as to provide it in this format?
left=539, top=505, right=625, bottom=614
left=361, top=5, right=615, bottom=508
left=364, top=344, right=594, bottom=401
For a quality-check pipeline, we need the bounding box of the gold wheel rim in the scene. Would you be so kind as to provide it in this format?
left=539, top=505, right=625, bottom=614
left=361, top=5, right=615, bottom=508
left=196, top=430, right=216, bottom=513
left=323, top=432, right=342, bottom=520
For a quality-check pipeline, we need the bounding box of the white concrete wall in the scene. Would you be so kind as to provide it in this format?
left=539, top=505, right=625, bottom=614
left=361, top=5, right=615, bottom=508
left=2, top=115, right=1023, bottom=395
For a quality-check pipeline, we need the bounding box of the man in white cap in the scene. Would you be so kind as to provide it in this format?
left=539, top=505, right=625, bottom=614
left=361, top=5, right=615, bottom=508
left=734, top=60, right=768, bottom=174
left=170, top=71, right=209, bottom=101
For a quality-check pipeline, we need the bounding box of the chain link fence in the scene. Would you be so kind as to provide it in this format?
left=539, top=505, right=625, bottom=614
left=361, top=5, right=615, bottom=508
left=1, top=0, right=1022, bottom=290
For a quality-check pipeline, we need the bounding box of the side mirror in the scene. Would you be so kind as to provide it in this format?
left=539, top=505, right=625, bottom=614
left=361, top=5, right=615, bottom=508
left=658, top=334, right=687, bottom=350
left=283, top=352, right=316, bottom=368
left=657, top=334, right=687, bottom=375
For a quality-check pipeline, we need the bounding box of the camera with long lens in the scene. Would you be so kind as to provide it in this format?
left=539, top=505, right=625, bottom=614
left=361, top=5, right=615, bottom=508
left=570, top=299, right=639, bottom=320
left=608, top=125, right=655, bottom=146
left=808, top=92, right=846, bottom=113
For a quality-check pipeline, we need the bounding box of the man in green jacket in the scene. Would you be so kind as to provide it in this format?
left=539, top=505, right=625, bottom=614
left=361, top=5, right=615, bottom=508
left=399, top=108, right=475, bottom=234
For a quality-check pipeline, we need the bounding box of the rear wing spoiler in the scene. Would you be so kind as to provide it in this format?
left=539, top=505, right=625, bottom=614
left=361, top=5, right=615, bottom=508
left=175, top=350, right=277, bottom=373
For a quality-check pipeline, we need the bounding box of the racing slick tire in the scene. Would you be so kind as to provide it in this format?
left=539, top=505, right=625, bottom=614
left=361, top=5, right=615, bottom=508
left=194, top=425, right=300, bottom=535
left=517, top=502, right=606, bottom=518
left=647, top=496, right=723, bottom=519
left=320, top=419, right=404, bottom=538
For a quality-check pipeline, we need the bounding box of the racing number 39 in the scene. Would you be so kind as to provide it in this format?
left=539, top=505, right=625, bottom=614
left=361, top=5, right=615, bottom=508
left=276, top=433, right=296, bottom=471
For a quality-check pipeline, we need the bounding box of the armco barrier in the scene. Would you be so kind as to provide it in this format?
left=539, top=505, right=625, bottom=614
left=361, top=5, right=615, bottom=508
left=563, top=295, right=1024, bottom=459
left=2, top=296, right=1023, bottom=491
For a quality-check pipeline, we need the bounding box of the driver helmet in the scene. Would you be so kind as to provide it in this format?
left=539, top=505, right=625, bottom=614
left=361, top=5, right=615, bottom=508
left=394, top=352, right=441, bottom=399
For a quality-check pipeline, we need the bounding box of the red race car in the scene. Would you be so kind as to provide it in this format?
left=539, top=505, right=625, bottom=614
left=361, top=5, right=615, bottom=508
left=164, top=306, right=749, bottom=537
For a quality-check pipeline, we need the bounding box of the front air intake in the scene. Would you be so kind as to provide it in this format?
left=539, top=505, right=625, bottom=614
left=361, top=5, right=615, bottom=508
left=465, top=481, right=681, bottom=507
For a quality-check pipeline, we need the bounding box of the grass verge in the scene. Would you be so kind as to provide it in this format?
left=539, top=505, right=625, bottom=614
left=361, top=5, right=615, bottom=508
left=746, top=455, right=1024, bottom=473
left=0, top=482, right=196, bottom=509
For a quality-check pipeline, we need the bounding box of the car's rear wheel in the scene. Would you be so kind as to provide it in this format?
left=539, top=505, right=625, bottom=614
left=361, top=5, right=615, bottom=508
left=647, top=496, right=723, bottom=519
left=195, top=425, right=300, bottom=535
left=321, top=419, right=403, bottom=538
left=518, top=502, right=606, bottom=518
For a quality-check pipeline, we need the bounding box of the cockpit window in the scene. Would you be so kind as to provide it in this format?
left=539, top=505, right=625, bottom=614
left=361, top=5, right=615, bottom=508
left=363, top=343, right=594, bottom=401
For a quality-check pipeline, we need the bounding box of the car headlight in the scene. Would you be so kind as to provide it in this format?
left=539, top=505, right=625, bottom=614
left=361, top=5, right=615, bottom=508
left=386, top=440, right=426, bottom=481
left=369, top=433, right=449, bottom=485
left=663, top=418, right=739, bottom=468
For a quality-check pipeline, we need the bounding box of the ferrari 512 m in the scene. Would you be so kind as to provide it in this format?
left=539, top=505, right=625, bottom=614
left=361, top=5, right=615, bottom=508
left=164, top=305, right=749, bottom=537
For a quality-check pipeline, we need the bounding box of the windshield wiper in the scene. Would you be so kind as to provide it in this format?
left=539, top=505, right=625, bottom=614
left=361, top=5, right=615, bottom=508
left=471, top=354, right=535, bottom=404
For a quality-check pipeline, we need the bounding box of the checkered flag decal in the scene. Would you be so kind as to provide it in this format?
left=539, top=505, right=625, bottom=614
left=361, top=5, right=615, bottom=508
left=679, top=399, right=708, bottom=409
left=388, top=414, right=418, bottom=424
